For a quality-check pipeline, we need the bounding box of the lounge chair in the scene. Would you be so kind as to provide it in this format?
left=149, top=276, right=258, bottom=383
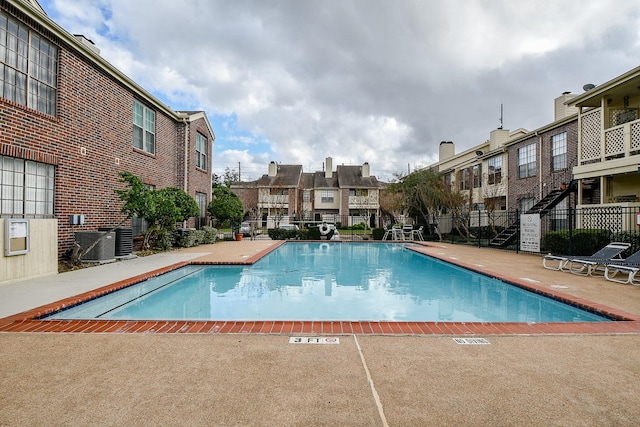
left=542, top=242, right=630, bottom=273
left=604, top=249, right=640, bottom=285
left=567, top=242, right=632, bottom=276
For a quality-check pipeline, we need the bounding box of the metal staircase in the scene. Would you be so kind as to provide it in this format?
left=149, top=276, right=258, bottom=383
left=489, top=182, right=576, bottom=248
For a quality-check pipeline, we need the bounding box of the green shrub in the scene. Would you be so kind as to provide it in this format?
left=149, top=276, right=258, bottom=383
left=201, top=226, right=218, bottom=244
left=156, top=230, right=174, bottom=250
left=542, top=229, right=612, bottom=255
left=347, top=222, right=367, bottom=230
left=267, top=228, right=301, bottom=240
left=175, top=228, right=204, bottom=248
left=302, top=226, right=321, bottom=240
left=372, top=227, right=385, bottom=240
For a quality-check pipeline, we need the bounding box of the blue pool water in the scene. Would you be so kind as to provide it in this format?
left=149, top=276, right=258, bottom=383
left=46, top=242, right=610, bottom=323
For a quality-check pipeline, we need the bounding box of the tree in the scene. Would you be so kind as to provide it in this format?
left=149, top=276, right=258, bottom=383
left=208, top=185, right=244, bottom=229
left=379, top=182, right=404, bottom=225
left=397, top=168, right=467, bottom=241
left=213, top=167, right=240, bottom=187
left=115, top=171, right=199, bottom=249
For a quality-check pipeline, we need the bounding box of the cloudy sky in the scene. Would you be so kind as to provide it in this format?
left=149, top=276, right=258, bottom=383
left=38, top=0, right=640, bottom=182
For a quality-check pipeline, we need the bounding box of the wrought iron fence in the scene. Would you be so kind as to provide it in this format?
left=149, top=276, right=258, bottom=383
left=232, top=209, right=640, bottom=254
left=420, top=207, right=640, bottom=256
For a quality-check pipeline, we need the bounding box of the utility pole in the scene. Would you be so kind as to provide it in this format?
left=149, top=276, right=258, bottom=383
left=238, top=162, right=241, bottom=181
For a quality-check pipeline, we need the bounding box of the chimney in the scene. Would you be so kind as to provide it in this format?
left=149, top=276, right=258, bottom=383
left=268, top=161, right=277, bottom=177
left=439, top=141, right=455, bottom=162
left=489, top=128, right=510, bottom=151
left=362, top=162, right=370, bottom=178
left=325, top=157, right=333, bottom=179
left=554, top=92, right=579, bottom=121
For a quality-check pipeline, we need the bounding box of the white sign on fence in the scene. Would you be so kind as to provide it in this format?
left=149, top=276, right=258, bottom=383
left=520, top=213, right=541, bottom=252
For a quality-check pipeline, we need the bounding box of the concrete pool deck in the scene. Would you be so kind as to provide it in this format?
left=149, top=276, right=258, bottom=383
left=1, top=241, right=640, bottom=425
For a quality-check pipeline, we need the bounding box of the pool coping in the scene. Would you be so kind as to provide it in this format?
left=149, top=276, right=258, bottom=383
left=1, top=241, right=640, bottom=335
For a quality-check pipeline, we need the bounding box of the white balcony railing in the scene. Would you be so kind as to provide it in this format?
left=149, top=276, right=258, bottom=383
left=348, top=195, right=379, bottom=208
left=258, top=194, right=288, bottom=207
left=580, top=107, right=640, bottom=164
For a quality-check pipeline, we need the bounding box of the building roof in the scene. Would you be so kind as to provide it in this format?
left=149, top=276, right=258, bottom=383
left=177, top=111, right=216, bottom=142
left=312, top=171, right=339, bottom=189
left=569, top=65, right=640, bottom=108
left=300, top=173, right=315, bottom=189
left=336, top=165, right=380, bottom=188
left=256, top=165, right=302, bottom=187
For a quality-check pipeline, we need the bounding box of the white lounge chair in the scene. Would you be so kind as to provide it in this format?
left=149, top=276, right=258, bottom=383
left=567, top=242, right=632, bottom=276
left=542, top=242, right=630, bottom=273
left=604, top=250, right=640, bottom=285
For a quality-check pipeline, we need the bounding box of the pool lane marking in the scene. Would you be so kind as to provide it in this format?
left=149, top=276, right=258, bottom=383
left=94, top=267, right=205, bottom=318
left=354, top=335, right=389, bottom=427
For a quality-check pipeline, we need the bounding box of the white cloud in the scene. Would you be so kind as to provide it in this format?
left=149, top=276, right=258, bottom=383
left=40, top=0, right=640, bottom=183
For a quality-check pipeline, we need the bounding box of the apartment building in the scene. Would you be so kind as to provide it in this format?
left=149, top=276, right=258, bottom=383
left=1, top=0, right=214, bottom=282
left=568, top=66, right=640, bottom=232
left=232, top=157, right=383, bottom=228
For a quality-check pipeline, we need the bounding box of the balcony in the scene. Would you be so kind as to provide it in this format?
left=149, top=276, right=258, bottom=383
left=579, top=107, right=640, bottom=165
left=348, top=194, right=379, bottom=208
left=258, top=194, right=289, bottom=208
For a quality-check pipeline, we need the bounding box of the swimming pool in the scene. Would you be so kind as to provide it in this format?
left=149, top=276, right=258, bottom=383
left=45, top=242, right=609, bottom=323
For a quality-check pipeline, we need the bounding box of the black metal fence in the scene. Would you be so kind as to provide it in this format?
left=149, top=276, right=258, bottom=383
left=419, top=206, right=640, bottom=256
left=236, top=208, right=640, bottom=256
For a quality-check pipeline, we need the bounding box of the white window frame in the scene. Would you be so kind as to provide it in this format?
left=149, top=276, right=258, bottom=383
left=321, top=190, right=334, bottom=203
left=133, top=100, right=156, bottom=154
left=196, top=132, right=207, bottom=170
left=551, top=132, right=567, bottom=171
left=518, top=143, right=536, bottom=178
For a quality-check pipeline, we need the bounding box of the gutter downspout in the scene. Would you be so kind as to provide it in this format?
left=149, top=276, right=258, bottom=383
left=183, top=117, right=189, bottom=228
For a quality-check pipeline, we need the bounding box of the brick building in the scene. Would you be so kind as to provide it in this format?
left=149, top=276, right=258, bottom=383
left=231, top=157, right=383, bottom=228
left=505, top=114, right=579, bottom=212
left=1, top=0, right=214, bottom=264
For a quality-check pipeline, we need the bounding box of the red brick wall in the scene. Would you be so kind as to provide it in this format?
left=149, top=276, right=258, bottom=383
left=0, top=7, right=212, bottom=256
left=507, top=119, right=578, bottom=210
left=340, top=188, right=349, bottom=216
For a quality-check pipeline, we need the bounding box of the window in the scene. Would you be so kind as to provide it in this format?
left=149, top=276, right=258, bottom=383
left=0, top=12, right=58, bottom=115
left=133, top=100, right=155, bottom=154
left=551, top=198, right=568, bottom=230
left=0, top=155, right=54, bottom=217
left=349, top=189, right=368, bottom=196
left=472, top=164, right=482, bottom=188
left=459, top=168, right=471, bottom=190
left=487, top=156, right=502, bottom=185
left=518, top=143, right=536, bottom=178
left=195, top=192, right=207, bottom=228
left=519, top=197, right=535, bottom=213
left=321, top=190, right=334, bottom=203
left=196, top=132, right=207, bottom=170
left=551, top=132, right=567, bottom=171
